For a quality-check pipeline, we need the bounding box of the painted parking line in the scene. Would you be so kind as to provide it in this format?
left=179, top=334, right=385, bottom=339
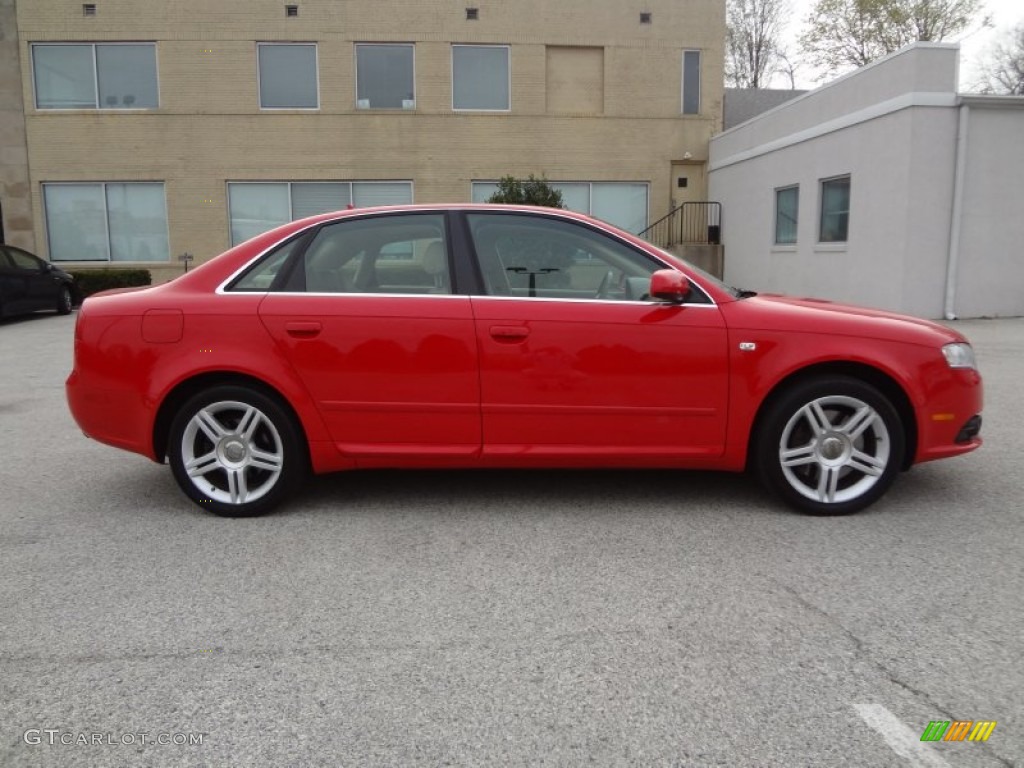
left=853, top=702, right=952, bottom=768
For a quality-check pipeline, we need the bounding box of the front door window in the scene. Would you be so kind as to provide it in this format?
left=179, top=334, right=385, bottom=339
left=464, top=212, right=727, bottom=456
left=468, top=212, right=674, bottom=303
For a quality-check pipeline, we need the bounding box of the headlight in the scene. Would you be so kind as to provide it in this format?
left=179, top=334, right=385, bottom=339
left=942, top=342, right=976, bottom=369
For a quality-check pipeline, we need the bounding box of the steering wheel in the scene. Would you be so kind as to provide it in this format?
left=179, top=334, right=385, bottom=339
left=595, top=269, right=615, bottom=299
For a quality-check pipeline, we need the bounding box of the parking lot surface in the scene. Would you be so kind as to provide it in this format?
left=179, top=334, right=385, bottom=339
left=1, top=311, right=1021, bottom=767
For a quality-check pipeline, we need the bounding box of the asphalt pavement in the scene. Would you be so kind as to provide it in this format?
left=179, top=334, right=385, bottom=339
left=1, top=311, right=1021, bottom=767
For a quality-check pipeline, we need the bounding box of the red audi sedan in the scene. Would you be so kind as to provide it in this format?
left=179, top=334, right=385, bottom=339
left=66, top=205, right=982, bottom=517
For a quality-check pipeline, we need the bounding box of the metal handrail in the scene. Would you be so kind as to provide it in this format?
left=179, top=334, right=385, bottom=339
left=638, top=201, right=722, bottom=248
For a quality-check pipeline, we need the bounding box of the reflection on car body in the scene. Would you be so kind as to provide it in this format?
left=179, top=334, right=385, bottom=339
left=65, top=205, right=982, bottom=517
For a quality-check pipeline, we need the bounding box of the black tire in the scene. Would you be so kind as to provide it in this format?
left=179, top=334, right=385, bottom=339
left=167, top=385, right=306, bottom=517
left=56, top=285, right=73, bottom=315
left=754, top=375, right=905, bottom=515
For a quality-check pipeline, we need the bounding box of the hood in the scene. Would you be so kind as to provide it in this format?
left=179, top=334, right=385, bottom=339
left=726, top=294, right=966, bottom=347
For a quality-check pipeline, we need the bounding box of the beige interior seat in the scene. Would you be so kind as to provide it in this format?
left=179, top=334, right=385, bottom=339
left=422, top=240, right=450, bottom=293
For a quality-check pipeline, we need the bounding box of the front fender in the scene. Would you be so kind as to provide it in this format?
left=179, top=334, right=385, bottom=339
left=721, top=330, right=938, bottom=470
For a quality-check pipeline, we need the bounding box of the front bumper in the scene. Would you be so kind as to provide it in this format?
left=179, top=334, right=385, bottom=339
left=915, top=369, right=983, bottom=463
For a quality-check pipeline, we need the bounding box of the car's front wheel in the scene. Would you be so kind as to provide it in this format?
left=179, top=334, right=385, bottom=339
left=755, top=376, right=905, bottom=515
left=168, top=385, right=305, bottom=517
left=56, top=285, right=73, bottom=315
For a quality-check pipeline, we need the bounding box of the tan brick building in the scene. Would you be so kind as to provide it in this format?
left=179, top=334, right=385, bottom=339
left=5, top=0, right=724, bottom=282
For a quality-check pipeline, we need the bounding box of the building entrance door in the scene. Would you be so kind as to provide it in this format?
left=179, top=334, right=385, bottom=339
left=670, top=162, right=706, bottom=211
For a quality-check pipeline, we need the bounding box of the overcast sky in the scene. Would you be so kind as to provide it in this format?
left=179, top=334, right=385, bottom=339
left=778, top=0, right=1024, bottom=90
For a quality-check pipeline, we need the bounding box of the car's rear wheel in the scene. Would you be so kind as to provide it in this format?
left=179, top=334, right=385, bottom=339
left=755, top=376, right=905, bottom=515
left=56, top=285, right=73, bottom=315
left=168, top=385, right=305, bottom=517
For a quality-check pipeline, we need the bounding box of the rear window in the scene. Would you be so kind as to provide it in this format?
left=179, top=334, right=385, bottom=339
left=225, top=236, right=305, bottom=292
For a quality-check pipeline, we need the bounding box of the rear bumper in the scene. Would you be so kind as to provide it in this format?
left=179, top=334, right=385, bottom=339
left=66, top=369, right=156, bottom=460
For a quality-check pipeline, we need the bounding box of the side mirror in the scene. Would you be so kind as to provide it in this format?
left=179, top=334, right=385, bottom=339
left=649, top=269, right=691, bottom=303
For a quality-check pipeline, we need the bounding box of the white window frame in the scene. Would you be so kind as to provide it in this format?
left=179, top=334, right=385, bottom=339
left=42, top=181, right=170, bottom=263
left=818, top=174, right=851, bottom=244
left=226, top=180, right=415, bottom=245
left=681, top=49, right=701, bottom=116
left=256, top=42, right=320, bottom=111
left=774, top=184, right=799, bottom=246
left=31, top=42, right=160, bottom=111
left=354, top=43, right=416, bottom=110
left=451, top=44, right=511, bottom=112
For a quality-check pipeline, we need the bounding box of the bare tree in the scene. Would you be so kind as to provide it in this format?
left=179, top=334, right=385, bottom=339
left=726, top=0, right=789, bottom=88
left=800, top=0, right=986, bottom=79
left=775, top=51, right=801, bottom=89
left=973, top=23, right=1024, bottom=95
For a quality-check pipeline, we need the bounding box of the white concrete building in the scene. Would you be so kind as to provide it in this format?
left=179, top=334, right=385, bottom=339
left=708, top=43, right=1024, bottom=319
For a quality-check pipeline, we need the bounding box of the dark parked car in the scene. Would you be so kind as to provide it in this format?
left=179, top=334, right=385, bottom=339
left=0, top=245, right=77, bottom=319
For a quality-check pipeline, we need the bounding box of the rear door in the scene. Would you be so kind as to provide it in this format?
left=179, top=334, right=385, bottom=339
left=462, top=211, right=729, bottom=461
left=256, top=212, right=481, bottom=460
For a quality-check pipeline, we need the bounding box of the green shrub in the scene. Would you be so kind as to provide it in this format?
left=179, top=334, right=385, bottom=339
left=487, top=175, right=565, bottom=208
left=69, top=269, right=152, bottom=298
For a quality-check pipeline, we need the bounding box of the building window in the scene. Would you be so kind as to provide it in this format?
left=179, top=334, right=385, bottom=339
left=227, top=181, right=413, bottom=245
left=32, top=43, right=158, bottom=110
left=356, top=44, right=415, bottom=109
left=452, top=45, right=510, bottom=111
left=775, top=185, right=799, bottom=245
left=258, top=43, right=318, bottom=109
left=43, top=183, right=169, bottom=262
left=819, top=176, right=851, bottom=243
left=472, top=181, right=649, bottom=235
left=682, top=50, right=701, bottom=115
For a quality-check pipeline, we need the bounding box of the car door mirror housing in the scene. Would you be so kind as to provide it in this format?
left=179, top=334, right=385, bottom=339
left=650, top=270, right=690, bottom=303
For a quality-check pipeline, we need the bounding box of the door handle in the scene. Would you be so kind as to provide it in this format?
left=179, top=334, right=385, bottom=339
left=489, top=325, right=529, bottom=341
left=285, top=321, right=322, bottom=338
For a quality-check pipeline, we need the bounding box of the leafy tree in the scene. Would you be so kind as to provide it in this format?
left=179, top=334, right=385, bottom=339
left=800, top=0, right=987, bottom=78
left=726, top=0, right=789, bottom=88
left=973, top=23, right=1024, bottom=95
left=486, top=175, right=565, bottom=208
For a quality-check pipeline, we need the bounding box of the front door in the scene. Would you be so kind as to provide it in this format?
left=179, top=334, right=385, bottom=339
left=463, top=211, right=728, bottom=462
left=258, top=212, right=480, bottom=459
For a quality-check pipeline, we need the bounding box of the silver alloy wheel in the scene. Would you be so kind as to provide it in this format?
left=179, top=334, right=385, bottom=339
left=59, top=286, right=72, bottom=313
left=180, top=400, right=284, bottom=505
left=778, top=395, right=891, bottom=505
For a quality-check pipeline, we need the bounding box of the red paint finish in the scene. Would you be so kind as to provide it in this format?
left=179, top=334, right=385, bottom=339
left=141, top=309, right=183, bottom=344
left=258, top=294, right=480, bottom=458
left=65, top=205, right=982, bottom=492
left=471, top=297, right=728, bottom=460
